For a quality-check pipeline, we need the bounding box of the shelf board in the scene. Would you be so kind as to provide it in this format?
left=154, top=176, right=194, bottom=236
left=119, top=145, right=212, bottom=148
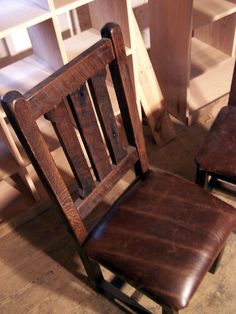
left=0, top=116, right=60, bottom=181
left=0, top=1, right=51, bottom=39
left=188, top=55, right=235, bottom=113
left=193, top=0, right=236, bottom=29
left=64, top=28, right=132, bottom=62
left=191, top=37, right=231, bottom=79
left=0, top=55, right=53, bottom=97
left=0, top=135, right=21, bottom=180
left=64, top=28, right=101, bottom=60
left=54, top=0, right=94, bottom=14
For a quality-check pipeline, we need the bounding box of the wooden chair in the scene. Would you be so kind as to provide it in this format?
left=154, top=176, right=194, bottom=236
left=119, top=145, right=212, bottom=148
left=2, top=24, right=236, bottom=314
left=195, top=60, right=236, bottom=189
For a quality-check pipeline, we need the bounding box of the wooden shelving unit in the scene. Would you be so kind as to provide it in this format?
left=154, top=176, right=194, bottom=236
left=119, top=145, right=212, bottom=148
left=0, top=0, right=137, bottom=98
left=149, top=0, right=236, bottom=124
left=52, top=0, right=94, bottom=12
left=0, top=55, right=53, bottom=95
left=0, top=1, right=51, bottom=38
left=0, top=0, right=174, bottom=213
left=192, top=0, right=236, bottom=28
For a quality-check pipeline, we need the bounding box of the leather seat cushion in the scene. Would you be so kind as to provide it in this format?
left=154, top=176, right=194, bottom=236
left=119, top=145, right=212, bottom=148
left=83, top=170, right=236, bottom=310
left=196, top=106, right=236, bottom=179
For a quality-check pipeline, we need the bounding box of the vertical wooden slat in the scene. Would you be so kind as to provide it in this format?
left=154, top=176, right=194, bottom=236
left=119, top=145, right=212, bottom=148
left=46, top=100, right=95, bottom=197
left=89, top=69, right=127, bottom=164
left=101, top=23, right=149, bottom=175
left=68, top=85, right=112, bottom=181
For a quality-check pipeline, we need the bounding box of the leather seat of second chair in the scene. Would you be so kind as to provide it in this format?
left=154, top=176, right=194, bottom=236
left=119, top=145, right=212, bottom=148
left=196, top=105, right=236, bottom=180
left=83, top=170, right=236, bottom=311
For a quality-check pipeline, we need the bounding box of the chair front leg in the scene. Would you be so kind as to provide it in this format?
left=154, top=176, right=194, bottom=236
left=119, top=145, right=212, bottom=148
left=209, top=247, right=225, bottom=274
left=196, top=167, right=207, bottom=188
left=162, top=306, right=179, bottom=314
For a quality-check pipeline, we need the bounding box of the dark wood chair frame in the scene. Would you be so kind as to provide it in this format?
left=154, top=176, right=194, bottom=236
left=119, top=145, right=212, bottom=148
left=2, top=23, right=234, bottom=314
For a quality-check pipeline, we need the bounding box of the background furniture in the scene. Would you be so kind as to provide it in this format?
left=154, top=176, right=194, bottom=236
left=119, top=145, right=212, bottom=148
left=3, top=23, right=236, bottom=314
left=149, top=0, right=236, bottom=124
left=195, top=61, right=236, bottom=189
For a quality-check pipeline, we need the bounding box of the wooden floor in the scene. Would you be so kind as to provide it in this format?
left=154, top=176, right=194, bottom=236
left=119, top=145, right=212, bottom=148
left=0, top=97, right=236, bottom=313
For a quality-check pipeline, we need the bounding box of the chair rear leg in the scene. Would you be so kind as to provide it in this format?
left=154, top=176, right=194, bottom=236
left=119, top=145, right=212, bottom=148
left=162, top=306, right=179, bottom=314
left=196, top=167, right=207, bottom=188
left=207, top=175, right=218, bottom=191
left=209, top=247, right=225, bottom=274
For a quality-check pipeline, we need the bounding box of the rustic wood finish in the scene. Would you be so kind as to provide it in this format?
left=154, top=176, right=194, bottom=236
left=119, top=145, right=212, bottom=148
left=2, top=93, right=88, bottom=244
left=46, top=100, right=95, bottom=197
left=101, top=23, right=149, bottom=175
left=68, top=85, right=112, bottom=181
left=89, top=69, right=126, bottom=164
left=2, top=24, right=236, bottom=314
left=25, top=39, right=115, bottom=120
left=75, top=147, right=138, bottom=219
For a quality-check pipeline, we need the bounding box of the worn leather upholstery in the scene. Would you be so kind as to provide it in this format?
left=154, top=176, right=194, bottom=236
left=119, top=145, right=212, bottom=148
left=196, top=106, right=236, bottom=179
left=83, top=170, right=236, bottom=311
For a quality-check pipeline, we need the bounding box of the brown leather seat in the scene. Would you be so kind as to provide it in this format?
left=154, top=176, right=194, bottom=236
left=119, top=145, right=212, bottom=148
left=196, top=105, right=236, bottom=180
left=84, top=170, right=236, bottom=310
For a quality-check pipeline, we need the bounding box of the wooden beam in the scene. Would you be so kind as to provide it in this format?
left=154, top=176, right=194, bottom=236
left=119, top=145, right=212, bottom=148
left=130, top=10, right=175, bottom=146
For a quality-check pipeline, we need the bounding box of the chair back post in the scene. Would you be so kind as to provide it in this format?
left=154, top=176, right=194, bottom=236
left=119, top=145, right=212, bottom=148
left=228, top=60, right=236, bottom=106
left=2, top=91, right=88, bottom=244
left=101, top=23, right=149, bottom=176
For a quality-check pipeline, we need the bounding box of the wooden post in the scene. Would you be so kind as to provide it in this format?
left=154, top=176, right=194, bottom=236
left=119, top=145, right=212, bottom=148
left=130, top=9, right=176, bottom=146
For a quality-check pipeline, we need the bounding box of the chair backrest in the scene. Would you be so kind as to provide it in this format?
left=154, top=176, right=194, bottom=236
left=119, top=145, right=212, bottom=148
left=228, top=60, right=236, bottom=106
left=2, top=23, right=149, bottom=245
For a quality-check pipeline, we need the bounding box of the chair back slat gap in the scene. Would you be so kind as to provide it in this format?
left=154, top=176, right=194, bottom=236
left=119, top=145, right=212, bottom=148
left=46, top=100, right=95, bottom=197
left=75, top=146, right=138, bottom=223
left=88, top=69, right=127, bottom=164
left=68, top=85, right=112, bottom=181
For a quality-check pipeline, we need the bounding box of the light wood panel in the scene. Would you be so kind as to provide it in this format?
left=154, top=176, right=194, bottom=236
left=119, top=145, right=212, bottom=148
left=89, top=0, right=131, bottom=48
left=149, top=0, right=236, bottom=124
left=0, top=0, right=51, bottom=39
left=64, top=28, right=101, bottom=60
left=28, top=19, right=64, bottom=71
left=0, top=136, right=21, bottom=180
left=53, top=0, right=94, bottom=13
left=191, top=37, right=231, bottom=79
left=149, top=0, right=193, bottom=122
left=0, top=115, right=39, bottom=200
left=193, top=0, right=236, bottom=29
left=0, top=55, right=53, bottom=97
left=130, top=10, right=175, bottom=146
left=194, top=13, right=236, bottom=56
left=188, top=57, right=235, bottom=113
left=64, top=28, right=132, bottom=61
